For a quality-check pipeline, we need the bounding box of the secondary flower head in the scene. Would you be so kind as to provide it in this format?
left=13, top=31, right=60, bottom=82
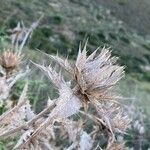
left=0, top=49, right=22, bottom=75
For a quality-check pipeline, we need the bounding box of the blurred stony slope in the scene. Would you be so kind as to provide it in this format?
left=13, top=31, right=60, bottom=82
left=0, top=0, right=150, bottom=80
left=95, top=0, right=150, bottom=35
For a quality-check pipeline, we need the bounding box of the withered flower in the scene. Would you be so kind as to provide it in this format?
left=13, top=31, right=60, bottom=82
left=0, top=50, right=22, bottom=75
left=49, top=42, right=124, bottom=103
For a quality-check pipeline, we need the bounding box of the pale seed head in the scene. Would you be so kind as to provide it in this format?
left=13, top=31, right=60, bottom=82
left=0, top=50, right=22, bottom=75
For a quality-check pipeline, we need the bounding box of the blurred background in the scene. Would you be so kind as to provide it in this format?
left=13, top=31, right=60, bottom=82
left=0, top=0, right=150, bottom=149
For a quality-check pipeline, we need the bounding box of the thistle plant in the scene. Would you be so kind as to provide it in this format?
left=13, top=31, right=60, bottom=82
left=0, top=49, right=27, bottom=102
left=0, top=49, right=22, bottom=76
left=0, top=41, right=130, bottom=149
left=0, top=17, right=42, bottom=104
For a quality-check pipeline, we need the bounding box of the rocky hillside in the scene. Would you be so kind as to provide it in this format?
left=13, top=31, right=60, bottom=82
left=95, top=0, right=150, bottom=35
left=0, top=0, right=150, bottom=80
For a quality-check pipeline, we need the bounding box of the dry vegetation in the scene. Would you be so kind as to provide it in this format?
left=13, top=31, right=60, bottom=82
left=0, top=2, right=149, bottom=148
left=0, top=28, right=131, bottom=150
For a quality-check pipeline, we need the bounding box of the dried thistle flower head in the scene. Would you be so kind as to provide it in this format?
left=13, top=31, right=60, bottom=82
left=49, top=41, right=124, bottom=104
left=74, top=43, right=124, bottom=103
left=0, top=49, right=22, bottom=75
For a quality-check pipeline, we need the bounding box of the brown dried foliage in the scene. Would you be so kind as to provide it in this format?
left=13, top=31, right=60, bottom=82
left=0, top=41, right=130, bottom=150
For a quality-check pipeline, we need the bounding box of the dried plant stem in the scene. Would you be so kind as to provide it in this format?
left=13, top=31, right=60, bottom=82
left=79, top=110, right=106, bottom=126
left=18, top=15, right=44, bottom=53
left=0, top=100, right=56, bottom=139
left=27, top=100, right=56, bottom=126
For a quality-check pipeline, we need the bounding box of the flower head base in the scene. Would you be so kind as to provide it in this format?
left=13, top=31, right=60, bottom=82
left=106, top=142, right=126, bottom=150
left=0, top=50, right=22, bottom=76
